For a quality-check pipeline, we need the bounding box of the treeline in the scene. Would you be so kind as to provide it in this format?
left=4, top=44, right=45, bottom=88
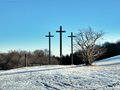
left=61, top=41, right=120, bottom=65
left=98, top=41, right=120, bottom=60
left=1, top=41, right=120, bottom=69
left=0, top=49, right=59, bottom=70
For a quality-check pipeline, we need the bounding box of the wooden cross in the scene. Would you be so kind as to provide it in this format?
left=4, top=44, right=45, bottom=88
left=56, top=26, right=66, bottom=62
left=45, top=32, right=54, bottom=65
left=68, top=32, right=76, bottom=65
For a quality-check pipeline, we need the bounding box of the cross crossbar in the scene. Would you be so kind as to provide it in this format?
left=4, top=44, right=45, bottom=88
left=56, top=26, right=66, bottom=33
left=45, top=32, right=54, bottom=37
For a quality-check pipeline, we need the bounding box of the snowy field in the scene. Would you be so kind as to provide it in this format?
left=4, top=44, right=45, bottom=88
left=0, top=56, right=120, bottom=90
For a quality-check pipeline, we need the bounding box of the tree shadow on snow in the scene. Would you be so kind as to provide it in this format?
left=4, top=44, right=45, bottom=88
left=0, top=65, right=84, bottom=76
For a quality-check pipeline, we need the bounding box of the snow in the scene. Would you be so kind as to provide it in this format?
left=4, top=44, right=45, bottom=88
left=93, top=55, right=120, bottom=66
left=0, top=56, right=120, bottom=90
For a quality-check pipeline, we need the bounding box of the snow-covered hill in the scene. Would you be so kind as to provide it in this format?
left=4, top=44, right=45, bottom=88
left=0, top=55, right=120, bottom=90
left=93, top=55, right=120, bottom=66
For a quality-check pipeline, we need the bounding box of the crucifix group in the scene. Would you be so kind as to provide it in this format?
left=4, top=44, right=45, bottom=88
left=45, top=26, right=76, bottom=65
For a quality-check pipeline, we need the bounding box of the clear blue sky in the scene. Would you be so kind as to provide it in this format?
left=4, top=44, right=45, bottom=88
left=0, top=0, right=120, bottom=56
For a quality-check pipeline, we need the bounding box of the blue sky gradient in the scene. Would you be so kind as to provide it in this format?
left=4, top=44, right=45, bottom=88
left=0, top=0, right=120, bottom=56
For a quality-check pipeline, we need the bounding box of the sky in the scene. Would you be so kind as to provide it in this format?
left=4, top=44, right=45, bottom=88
left=0, top=0, right=120, bottom=56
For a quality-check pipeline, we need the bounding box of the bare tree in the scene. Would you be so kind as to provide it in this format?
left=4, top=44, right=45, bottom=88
left=33, top=50, right=44, bottom=57
left=75, top=27, right=105, bottom=65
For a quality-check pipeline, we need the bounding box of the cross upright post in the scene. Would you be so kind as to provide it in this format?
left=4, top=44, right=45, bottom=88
left=25, top=54, right=27, bottom=67
left=56, top=26, right=66, bottom=63
left=68, top=32, right=76, bottom=65
left=45, top=32, right=54, bottom=65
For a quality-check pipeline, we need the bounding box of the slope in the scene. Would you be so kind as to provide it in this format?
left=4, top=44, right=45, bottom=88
left=0, top=56, right=120, bottom=90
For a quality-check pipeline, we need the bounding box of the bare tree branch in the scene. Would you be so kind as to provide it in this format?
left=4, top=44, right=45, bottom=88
left=75, top=27, right=105, bottom=65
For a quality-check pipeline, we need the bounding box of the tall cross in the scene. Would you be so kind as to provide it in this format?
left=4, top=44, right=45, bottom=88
left=45, top=32, right=54, bottom=65
left=56, top=26, right=66, bottom=62
left=68, top=32, right=76, bottom=65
